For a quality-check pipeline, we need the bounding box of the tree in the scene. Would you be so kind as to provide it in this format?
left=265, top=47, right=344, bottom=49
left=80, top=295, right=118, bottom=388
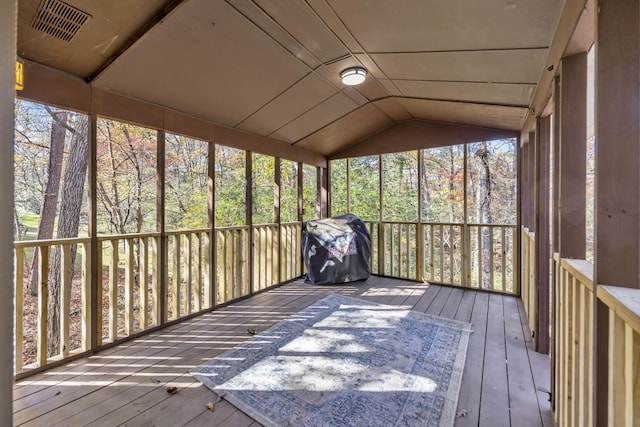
left=165, top=133, right=208, bottom=230
left=475, top=142, right=493, bottom=289
left=96, top=119, right=157, bottom=234
left=27, top=108, right=67, bottom=296
left=47, top=114, right=89, bottom=355
left=252, top=153, right=275, bottom=225
left=214, top=145, right=246, bottom=226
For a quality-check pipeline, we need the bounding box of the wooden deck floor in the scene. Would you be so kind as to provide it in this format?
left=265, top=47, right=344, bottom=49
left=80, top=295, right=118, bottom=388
left=13, top=276, right=555, bottom=427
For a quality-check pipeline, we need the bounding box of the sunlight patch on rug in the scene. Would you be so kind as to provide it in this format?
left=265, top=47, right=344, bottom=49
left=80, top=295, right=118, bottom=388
left=191, top=294, right=471, bottom=427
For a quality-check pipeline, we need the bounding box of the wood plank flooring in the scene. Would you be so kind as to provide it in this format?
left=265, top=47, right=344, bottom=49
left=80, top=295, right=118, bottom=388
left=13, top=276, right=554, bottom=426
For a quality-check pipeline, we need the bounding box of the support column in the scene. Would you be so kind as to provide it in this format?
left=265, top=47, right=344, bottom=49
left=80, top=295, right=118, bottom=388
left=1, top=1, right=16, bottom=421
left=553, top=75, right=561, bottom=256
left=207, top=142, right=216, bottom=307
left=274, top=158, right=281, bottom=284
left=297, top=162, right=303, bottom=222
left=535, top=116, right=551, bottom=353
left=521, top=139, right=529, bottom=230
left=246, top=152, right=253, bottom=294
left=528, top=130, right=536, bottom=230
left=88, top=115, right=98, bottom=348
left=551, top=75, right=561, bottom=410
left=594, top=1, right=640, bottom=425
left=559, top=53, right=587, bottom=258
left=156, top=130, right=167, bottom=321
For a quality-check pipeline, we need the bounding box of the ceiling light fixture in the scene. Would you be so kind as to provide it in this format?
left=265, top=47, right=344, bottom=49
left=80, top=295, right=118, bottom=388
left=340, top=67, right=367, bottom=85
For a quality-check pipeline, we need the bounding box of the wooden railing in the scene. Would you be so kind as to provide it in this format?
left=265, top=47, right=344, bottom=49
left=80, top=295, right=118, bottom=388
left=15, top=219, right=517, bottom=375
left=98, top=232, right=162, bottom=344
left=280, top=222, right=302, bottom=281
left=554, top=254, right=640, bottom=426
left=554, top=255, right=594, bottom=427
left=365, top=221, right=518, bottom=293
left=14, top=237, right=92, bottom=373
left=165, top=229, right=211, bottom=319
left=215, top=226, right=249, bottom=304
left=597, top=285, right=640, bottom=427
left=252, top=224, right=279, bottom=292
left=14, top=222, right=304, bottom=375
left=522, top=228, right=536, bottom=335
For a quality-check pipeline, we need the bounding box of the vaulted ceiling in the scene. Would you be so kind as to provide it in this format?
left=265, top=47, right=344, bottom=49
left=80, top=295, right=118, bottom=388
left=17, top=0, right=567, bottom=155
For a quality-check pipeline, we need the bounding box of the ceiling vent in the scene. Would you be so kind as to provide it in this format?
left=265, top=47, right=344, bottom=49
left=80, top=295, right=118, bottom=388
left=30, top=0, right=91, bottom=42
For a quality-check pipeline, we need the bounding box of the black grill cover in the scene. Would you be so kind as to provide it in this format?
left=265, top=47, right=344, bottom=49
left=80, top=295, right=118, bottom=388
left=302, top=214, right=371, bottom=285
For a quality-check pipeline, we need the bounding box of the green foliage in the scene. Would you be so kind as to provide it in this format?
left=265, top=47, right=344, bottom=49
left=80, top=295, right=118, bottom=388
left=421, top=146, right=464, bottom=223
left=382, top=151, right=418, bottom=222
left=350, top=156, right=380, bottom=221
left=330, top=141, right=517, bottom=226
left=302, top=164, right=318, bottom=221
left=280, top=159, right=298, bottom=223
left=14, top=100, right=53, bottom=217
left=165, top=133, right=208, bottom=230
left=215, top=145, right=246, bottom=227
left=330, top=159, right=348, bottom=216
left=252, top=153, right=275, bottom=225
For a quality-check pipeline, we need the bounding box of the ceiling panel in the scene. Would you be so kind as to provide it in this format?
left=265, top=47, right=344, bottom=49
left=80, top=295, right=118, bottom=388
left=394, top=81, right=535, bottom=106
left=17, top=0, right=168, bottom=77
left=255, top=0, right=349, bottom=63
left=92, top=0, right=309, bottom=127
left=270, top=93, right=359, bottom=143
left=372, top=50, right=546, bottom=83
left=326, top=0, right=563, bottom=52
left=237, top=72, right=337, bottom=136
left=398, top=98, right=528, bottom=131
left=296, top=103, right=393, bottom=155
left=372, top=98, right=412, bottom=121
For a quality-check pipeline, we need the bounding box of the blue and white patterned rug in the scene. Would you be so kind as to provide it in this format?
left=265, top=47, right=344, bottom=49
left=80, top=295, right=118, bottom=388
left=191, top=294, right=471, bottom=427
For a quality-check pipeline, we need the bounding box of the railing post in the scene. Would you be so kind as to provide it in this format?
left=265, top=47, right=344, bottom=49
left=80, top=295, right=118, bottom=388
left=14, top=247, right=24, bottom=374
left=152, top=235, right=161, bottom=326
left=124, top=238, right=134, bottom=335
left=81, top=242, right=92, bottom=351
left=37, top=245, right=48, bottom=367
left=171, top=235, right=180, bottom=319
left=108, top=240, right=118, bottom=342
left=183, top=233, right=192, bottom=314
left=193, top=233, right=201, bottom=312
left=378, top=222, right=385, bottom=275
left=60, top=244, right=71, bottom=358
left=416, top=223, right=424, bottom=281
left=139, top=237, right=148, bottom=329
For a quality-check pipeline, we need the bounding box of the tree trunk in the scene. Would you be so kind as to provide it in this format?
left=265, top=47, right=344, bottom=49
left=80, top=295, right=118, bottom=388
left=475, top=142, right=493, bottom=289
left=27, top=110, right=67, bottom=296
left=47, top=115, right=88, bottom=356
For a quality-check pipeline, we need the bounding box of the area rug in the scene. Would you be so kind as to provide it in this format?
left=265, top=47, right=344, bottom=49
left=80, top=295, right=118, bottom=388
left=191, top=294, right=471, bottom=427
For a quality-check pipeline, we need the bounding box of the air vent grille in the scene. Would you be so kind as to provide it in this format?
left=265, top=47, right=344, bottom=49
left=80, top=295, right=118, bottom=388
left=30, top=0, right=91, bottom=42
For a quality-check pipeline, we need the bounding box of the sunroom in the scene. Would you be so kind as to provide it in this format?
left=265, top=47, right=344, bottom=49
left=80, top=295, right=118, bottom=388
left=2, top=0, right=639, bottom=426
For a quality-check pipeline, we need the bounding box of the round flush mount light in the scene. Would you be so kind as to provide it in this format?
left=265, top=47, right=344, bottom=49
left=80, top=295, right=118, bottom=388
left=340, top=67, right=367, bottom=85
